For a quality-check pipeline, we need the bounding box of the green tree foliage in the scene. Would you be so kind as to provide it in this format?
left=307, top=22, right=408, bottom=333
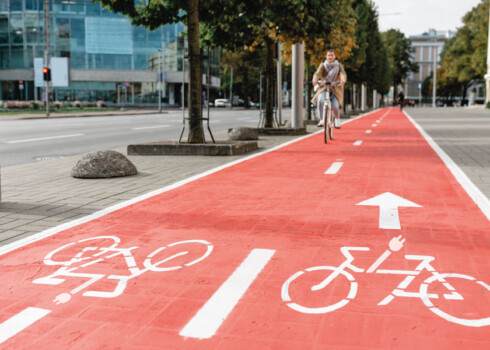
left=345, top=0, right=391, bottom=95
left=201, top=0, right=357, bottom=126
left=438, top=0, right=489, bottom=87
left=381, top=29, right=418, bottom=93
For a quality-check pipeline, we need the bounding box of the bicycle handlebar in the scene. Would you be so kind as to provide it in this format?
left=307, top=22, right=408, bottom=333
left=314, top=80, right=340, bottom=92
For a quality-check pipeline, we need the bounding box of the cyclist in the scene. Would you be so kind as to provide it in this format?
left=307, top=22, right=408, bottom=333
left=397, top=89, right=405, bottom=110
left=312, top=49, right=347, bottom=128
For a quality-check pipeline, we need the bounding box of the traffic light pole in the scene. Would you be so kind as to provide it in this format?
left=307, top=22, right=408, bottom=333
left=43, top=0, right=50, bottom=116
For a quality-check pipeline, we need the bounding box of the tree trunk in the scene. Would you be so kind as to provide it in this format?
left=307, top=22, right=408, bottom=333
left=187, top=0, right=204, bottom=143
left=243, top=66, right=250, bottom=109
left=462, top=83, right=467, bottom=105
left=306, top=54, right=312, bottom=120
left=264, top=38, right=274, bottom=128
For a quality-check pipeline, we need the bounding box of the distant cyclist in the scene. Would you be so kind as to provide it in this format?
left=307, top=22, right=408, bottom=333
left=312, top=50, right=347, bottom=128
left=397, top=89, right=405, bottom=110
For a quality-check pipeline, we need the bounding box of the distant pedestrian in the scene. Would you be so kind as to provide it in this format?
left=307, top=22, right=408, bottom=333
left=397, top=90, right=405, bottom=110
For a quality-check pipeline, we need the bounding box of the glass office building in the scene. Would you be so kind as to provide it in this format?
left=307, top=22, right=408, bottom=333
left=0, top=0, right=220, bottom=105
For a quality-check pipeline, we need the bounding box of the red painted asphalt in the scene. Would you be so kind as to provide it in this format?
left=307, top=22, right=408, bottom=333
left=0, top=108, right=488, bottom=349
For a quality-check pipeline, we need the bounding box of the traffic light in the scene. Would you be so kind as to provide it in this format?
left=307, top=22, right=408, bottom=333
left=43, top=67, right=51, bottom=81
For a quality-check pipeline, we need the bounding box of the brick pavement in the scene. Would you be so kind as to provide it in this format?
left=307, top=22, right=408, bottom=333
left=0, top=125, right=313, bottom=247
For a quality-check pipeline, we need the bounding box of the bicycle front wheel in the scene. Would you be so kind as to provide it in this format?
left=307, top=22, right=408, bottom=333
left=282, top=266, right=357, bottom=314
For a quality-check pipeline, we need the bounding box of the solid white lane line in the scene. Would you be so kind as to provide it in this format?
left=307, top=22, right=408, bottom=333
left=366, top=130, right=372, bottom=134
left=0, top=307, right=51, bottom=344
left=325, top=162, right=343, bottom=174
left=6, top=134, right=84, bottom=144
left=132, top=125, right=170, bottom=130
left=354, top=140, right=363, bottom=146
left=180, top=249, right=275, bottom=339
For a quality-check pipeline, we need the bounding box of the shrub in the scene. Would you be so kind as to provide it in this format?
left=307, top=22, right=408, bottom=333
left=52, top=101, right=62, bottom=109
left=73, top=100, right=82, bottom=108
left=62, top=102, right=73, bottom=108
left=96, top=100, right=107, bottom=108
left=487, top=102, right=490, bottom=109
left=6, top=101, right=18, bottom=109
left=29, top=100, right=43, bottom=110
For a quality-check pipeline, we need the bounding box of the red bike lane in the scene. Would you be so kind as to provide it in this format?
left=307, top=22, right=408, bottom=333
left=0, top=108, right=488, bottom=349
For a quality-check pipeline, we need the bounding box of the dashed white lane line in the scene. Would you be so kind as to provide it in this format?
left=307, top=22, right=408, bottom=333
left=354, top=140, right=363, bottom=146
left=372, top=124, right=377, bottom=127
left=180, top=249, right=275, bottom=339
left=325, top=162, right=344, bottom=174
left=6, top=134, right=84, bottom=144
left=0, top=307, right=51, bottom=345
left=366, top=130, right=372, bottom=134
left=133, top=125, right=170, bottom=130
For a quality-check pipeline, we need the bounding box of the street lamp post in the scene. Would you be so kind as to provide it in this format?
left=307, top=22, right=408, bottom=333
left=432, top=41, right=437, bottom=108
left=229, top=65, right=233, bottom=108
left=291, top=42, right=304, bottom=128
left=43, top=0, right=50, bottom=116
left=485, top=4, right=490, bottom=105
left=158, top=50, right=162, bottom=112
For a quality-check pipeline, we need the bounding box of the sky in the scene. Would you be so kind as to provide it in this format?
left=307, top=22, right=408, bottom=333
left=372, top=0, right=484, bottom=36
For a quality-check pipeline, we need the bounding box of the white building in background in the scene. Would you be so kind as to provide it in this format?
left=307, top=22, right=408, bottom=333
left=407, top=29, right=453, bottom=104
left=408, top=29, right=486, bottom=105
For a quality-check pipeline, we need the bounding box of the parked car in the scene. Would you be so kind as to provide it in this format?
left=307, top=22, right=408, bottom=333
left=214, top=99, right=229, bottom=107
left=233, top=98, right=245, bottom=107
left=248, top=100, right=259, bottom=108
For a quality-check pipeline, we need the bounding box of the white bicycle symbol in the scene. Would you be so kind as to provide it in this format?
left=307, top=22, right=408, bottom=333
left=33, top=236, right=213, bottom=304
left=282, top=235, right=490, bottom=327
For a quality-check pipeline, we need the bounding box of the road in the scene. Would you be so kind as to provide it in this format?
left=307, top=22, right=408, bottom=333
left=0, top=108, right=277, bottom=167
left=0, top=107, right=488, bottom=349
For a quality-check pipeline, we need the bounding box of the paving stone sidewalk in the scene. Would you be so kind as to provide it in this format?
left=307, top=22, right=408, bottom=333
left=407, top=107, right=490, bottom=198
left=0, top=126, right=318, bottom=247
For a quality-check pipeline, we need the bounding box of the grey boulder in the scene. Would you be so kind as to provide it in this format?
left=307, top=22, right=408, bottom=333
left=72, top=150, right=137, bottom=178
left=228, top=127, right=259, bottom=140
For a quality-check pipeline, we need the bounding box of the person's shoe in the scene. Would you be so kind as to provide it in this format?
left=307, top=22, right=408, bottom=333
left=317, top=120, right=324, bottom=127
left=334, top=119, right=341, bottom=129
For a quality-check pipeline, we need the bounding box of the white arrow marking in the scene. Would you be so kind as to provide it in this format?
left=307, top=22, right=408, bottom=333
left=357, top=192, right=422, bottom=229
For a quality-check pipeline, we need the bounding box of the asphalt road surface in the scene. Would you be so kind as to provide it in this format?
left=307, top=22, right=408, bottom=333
left=0, top=108, right=285, bottom=167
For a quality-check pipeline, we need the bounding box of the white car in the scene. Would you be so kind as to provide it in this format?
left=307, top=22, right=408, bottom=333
left=214, top=99, right=229, bottom=107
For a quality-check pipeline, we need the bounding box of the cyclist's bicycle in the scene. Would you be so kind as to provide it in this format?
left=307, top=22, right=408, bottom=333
left=281, top=235, right=489, bottom=327
left=315, top=80, right=340, bottom=144
left=33, top=235, right=213, bottom=304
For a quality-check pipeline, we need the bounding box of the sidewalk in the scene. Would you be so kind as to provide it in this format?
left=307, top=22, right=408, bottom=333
left=0, top=108, right=165, bottom=121
left=0, top=126, right=317, bottom=247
